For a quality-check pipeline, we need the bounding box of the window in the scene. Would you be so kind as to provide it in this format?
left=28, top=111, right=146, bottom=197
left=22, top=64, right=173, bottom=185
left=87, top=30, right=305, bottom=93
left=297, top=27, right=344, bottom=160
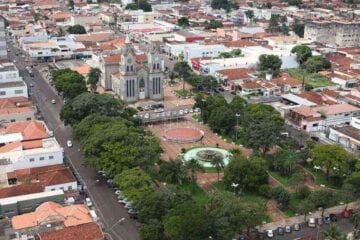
left=126, top=66, right=130, bottom=72
left=313, top=123, right=319, bottom=127
left=0, top=91, right=6, bottom=95
left=68, top=186, right=72, bottom=190
left=49, top=156, right=54, bottom=160
left=51, top=188, right=55, bottom=191
left=39, top=157, right=44, bottom=161
left=10, top=119, right=15, bottom=122
left=14, top=90, right=23, bottom=94
left=26, top=117, right=31, bottom=120
left=29, top=158, right=35, bottom=162
left=130, top=65, right=133, bottom=71
left=38, top=52, right=43, bottom=55
left=60, top=187, right=64, bottom=190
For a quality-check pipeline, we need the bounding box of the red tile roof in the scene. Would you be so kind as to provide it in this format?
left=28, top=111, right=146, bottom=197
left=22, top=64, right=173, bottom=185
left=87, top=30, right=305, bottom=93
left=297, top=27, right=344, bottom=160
left=37, top=223, right=103, bottom=240
left=0, top=121, right=48, bottom=141
left=216, top=68, right=252, bottom=80
left=297, top=92, right=337, bottom=105
left=271, top=74, right=302, bottom=87
left=223, top=39, right=257, bottom=48
left=0, top=182, right=43, bottom=198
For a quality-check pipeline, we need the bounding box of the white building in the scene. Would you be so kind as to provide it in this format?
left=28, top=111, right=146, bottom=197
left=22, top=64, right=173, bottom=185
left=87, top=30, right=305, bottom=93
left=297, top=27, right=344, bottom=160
left=69, top=14, right=100, bottom=26
left=329, top=117, right=360, bottom=151
left=0, top=63, right=28, bottom=99
left=0, top=17, right=7, bottom=60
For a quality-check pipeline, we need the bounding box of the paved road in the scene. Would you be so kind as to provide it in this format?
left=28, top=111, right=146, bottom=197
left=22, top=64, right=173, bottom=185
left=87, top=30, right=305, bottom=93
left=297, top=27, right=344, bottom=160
left=8, top=40, right=139, bottom=240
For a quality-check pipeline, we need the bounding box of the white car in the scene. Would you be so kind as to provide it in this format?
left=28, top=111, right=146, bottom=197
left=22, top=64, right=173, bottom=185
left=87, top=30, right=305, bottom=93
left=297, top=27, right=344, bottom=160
left=51, top=99, right=56, bottom=104
left=266, top=230, right=274, bottom=238
left=85, top=198, right=93, bottom=207
left=67, top=140, right=73, bottom=148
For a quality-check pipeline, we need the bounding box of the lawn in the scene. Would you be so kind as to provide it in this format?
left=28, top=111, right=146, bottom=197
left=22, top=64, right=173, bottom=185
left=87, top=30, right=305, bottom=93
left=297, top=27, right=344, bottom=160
left=268, top=171, right=291, bottom=187
left=303, top=165, right=341, bottom=190
left=174, top=89, right=193, bottom=98
left=287, top=69, right=335, bottom=88
left=179, top=183, right=209, bottom=204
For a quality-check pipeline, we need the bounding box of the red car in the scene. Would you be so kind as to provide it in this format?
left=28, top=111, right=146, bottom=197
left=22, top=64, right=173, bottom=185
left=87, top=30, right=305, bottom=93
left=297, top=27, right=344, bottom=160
left=343, top=208, right=353, bottom=218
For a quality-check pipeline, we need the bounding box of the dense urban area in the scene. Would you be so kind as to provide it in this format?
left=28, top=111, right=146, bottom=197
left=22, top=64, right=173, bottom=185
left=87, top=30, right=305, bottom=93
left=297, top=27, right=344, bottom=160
left=0, top=0, right=359, bottom=239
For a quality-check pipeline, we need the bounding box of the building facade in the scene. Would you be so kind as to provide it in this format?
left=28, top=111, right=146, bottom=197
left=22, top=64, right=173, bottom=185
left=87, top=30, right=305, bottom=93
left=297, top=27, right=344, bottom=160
left=304, top=21, right=360, bottom=47
left=110, top=37, right=164, bottom=102
left=0, top=17, right=7, bottom=60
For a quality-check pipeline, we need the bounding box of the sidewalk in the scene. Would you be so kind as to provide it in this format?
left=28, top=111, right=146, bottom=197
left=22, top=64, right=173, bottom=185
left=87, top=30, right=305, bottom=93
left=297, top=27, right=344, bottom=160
left=258, top=201, right=360, bottom=231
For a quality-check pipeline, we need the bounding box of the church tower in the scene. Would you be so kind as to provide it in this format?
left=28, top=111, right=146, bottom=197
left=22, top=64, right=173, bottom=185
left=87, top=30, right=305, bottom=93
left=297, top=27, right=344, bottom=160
left=119, top=35, right=138, bottom=102
left=147, top=42, right=164, bottom=100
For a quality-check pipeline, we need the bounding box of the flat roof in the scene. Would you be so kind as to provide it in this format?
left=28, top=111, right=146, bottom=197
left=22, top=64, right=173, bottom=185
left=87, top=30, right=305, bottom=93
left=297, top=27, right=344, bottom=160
left=0, top=189, right=64, bottom=205
left=281, top=93, right=318, bottom=107
left=332, top=125, right=360, bottom=142
left=0, top=81, right=25, bottom=89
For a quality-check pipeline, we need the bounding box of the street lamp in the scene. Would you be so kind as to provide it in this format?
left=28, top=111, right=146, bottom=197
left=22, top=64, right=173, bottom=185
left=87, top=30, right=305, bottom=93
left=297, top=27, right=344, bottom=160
left=231, top=182, right=239, bottom=195
left=235, top=113, right=240, bottom=143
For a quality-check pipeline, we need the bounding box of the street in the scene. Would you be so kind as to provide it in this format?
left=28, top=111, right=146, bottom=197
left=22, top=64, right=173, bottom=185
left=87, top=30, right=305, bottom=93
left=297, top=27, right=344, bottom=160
left=8, top=41, right=139, bottom=240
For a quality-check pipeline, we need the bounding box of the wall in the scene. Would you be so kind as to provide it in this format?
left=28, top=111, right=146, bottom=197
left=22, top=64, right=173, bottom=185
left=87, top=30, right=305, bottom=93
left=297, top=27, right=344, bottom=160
left=44, top=181, right=77, bottom=192
left=0, top=85, right=28, bottom=99
left=0, top=110, right=35, bottom=123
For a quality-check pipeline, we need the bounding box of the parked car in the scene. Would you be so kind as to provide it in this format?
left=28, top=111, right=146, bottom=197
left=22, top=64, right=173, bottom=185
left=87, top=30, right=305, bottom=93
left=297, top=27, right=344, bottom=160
left=85, top=198, right=93, bottom=207
left=317, top=217, right=323, bottom=225
left=115, top=190, right=122, bottom=195
left=277, top=227, right=284, bottom=235
left=285, top=225, right=292, bottom=233
left=294, top=223, right=301, bottom=231
left=124, top=203, right=133, bottom=209
left=266, top=230, right=273, bottom=238
left=308, top=218, right=316, bottom=228
left=51, top=99, right=56, bottom=104
left=324, top=216, right=331, bottom=224
left=67, top=140, right=73, bottom=148
left=329, top=213, right=337, bottom=222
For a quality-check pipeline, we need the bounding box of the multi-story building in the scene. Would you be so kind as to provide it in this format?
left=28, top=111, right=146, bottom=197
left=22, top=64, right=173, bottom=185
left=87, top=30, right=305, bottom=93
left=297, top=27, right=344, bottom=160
left=110, top=37, right=164, bottom=102
left=304, top=21, right=360, bottom=47
left=0, top=63, right=28, bottom=99
left=0, top=16, right=7, bottom=60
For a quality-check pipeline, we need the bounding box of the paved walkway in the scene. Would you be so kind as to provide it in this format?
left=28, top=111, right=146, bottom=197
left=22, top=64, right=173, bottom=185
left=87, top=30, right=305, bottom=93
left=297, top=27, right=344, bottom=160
left=258, top=201, right=360, bottom=231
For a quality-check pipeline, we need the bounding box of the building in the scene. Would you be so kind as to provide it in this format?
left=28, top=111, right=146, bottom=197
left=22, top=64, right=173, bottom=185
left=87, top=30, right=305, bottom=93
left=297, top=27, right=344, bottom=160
left=0, top=63, right=28, bottom=99
left=329, top=117, right=360, bottom=151
left=0, top=97, right=35, bottom=123
left=110, top=37, right=164, bottom=102
left=11, top=201, right=92, bottom=231
left=271, top=74, right=303, bottom=94
left=0, top=16, right=7, bottom=60
left=0, top=190, right=64, bottom=217
left=304, top=21, right=360, bottom=47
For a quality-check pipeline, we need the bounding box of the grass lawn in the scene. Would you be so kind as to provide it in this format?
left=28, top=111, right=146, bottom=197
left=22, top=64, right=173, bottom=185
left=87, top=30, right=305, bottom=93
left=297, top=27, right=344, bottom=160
left=287, top=69, right=335, bottom=88
left=179, top=183, right=209, bottom=204
left=268, top=171, right=291, bottom=187
left=303, top=165, right=341, bottom=190
left=174, top=89, right=193, bottom=98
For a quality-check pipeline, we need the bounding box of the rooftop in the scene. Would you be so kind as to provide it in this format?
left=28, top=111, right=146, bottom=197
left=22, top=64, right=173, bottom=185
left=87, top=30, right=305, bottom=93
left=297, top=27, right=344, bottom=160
left=12, top=201, right=92, bottom=230
left=332, top=125, right=360, bottom=142
left=315, top=104, right=360, bottom=116
left=0, top=81, right=25, bottom=89
left=37, top=222, right=103, bottom=240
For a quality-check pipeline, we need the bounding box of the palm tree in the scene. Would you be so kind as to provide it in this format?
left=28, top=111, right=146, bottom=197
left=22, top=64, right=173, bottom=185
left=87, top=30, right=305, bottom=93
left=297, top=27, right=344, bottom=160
left=350, top=209, right=360, bottom=237
left=88, top=68, right=101, bottom=93
left=322, top=224, right=346, bottom=240
left=185, top=158, right=204, bottom=182
left=211, top=156, right=224, bottom=181
left=159, top=158, right=187, bottom=184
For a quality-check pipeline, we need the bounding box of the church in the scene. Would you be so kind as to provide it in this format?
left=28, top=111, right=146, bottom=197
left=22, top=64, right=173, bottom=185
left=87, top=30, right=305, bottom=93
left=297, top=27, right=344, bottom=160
left=107, top=36, right=164, bottom=103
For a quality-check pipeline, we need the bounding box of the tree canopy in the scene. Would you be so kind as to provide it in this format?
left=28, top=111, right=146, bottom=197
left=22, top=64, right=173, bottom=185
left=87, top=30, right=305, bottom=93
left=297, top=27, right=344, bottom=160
left=204, top=20, right=223, bottom=29
left=258, top=54, right=282, bottom=76
left=67, top=24, right=86, bottom=34
left=211, top=0, right=237, bottom=11
left=291, top=45, right=312, bottom=65
left=87, top=68, right=101, bottom=93
left=52, top=69, right=87, bottom=100
left=303, top=56, right=331, bottom=73
left=177, top=17, right=190, bottom=27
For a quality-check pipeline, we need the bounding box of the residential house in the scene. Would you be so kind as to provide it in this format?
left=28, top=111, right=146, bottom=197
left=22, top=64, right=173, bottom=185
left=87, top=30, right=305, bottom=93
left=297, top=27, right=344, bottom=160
left=240, top=80, right=281, bottom=96
left=271, top=74, right=303, bottom=93
left=329, top=117, right=360, bottom=151
left=0, top=97, right=35, bottom=123
left=215, top=68, right=253, bottom=91
left=0, top=63, right=28, bottom=99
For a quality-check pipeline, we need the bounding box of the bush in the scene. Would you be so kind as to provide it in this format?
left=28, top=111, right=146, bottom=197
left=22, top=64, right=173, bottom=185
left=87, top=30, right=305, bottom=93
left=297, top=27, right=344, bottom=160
left=271, top=186, right=291, bottom=209
left=259, top=184, right=272, bottom=198
left=294, top=185, right=311, bottom=200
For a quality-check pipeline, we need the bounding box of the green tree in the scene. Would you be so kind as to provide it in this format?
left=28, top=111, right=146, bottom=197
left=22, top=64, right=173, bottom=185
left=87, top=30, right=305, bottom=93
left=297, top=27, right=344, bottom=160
left=138, top=0, right=152, bottom=12
left=284, top=0, right=302, bottom=6
left=208, top=106, right=236, bottom=134
left=136, top=191, right=169, bottom=222
left=245, top=10, right=254, bottom=21
left=270, top=150, right=297, bottom=176
left=258, top=54, right=282, bottom=76
left=311, top=144, right=348, bottom=180
left=173, top=60, right=192, bottom=90
left=125, top=3, right=138, bottom=10
left=185, top=159, right=204, bottom=182
left=303, top=56, right=331, bottom=73
left=159, top=158, right=187, bottom=184
left=345, top=171, right=360, bottom=193
left=204, top=20, right=223, bottom=29
left=223, top=155, right=268, bottom=192
left=177, top=17, right=190, bottom=27
left=265, top=2, right=272, bottom=8
left=240, top=104, right=284, bottom=153
left=87, top=67, right=101, bottom=93
left=350, top=209, right=360, bottom=235
left=53, top=69, right=87, bottom=100
left=140, top=219, right=164, bottom=240
left=219, top=52, right=232, bottom=58
left=67, top=24, right=86, bottom=34
left=33, top=13, right=41, bottom=22
left=229, top=96, right=247, bottom=116
left=297, top=199, right=315, bottom=221
left=211, top=156, right=224, bottom=181
left=67, top=0, right=74, bottom=9
left=211, top=0, right=237, bottom=11
left=291, top=45, right=312, bottom=65
left=322, top=224, right=346, bottom=240
left=271, top=186, right=290, bottom=209
left=268, top=14, right=280, bottom=33
left=309, top=189, right=337, bottom=217
left=60, top=93, right=127, bottom=125
left=293, top=19, right=305, bottom=37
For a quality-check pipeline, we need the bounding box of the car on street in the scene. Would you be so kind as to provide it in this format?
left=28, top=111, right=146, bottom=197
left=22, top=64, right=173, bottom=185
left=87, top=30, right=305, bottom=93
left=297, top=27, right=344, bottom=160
left=67, top=140, right=73, bottom=148
left=343, top=209, right=353, bottom=218
left=330, top=213, right=337, bottom=222
left=115, top=190, right=122, bottom=195
left=308, top=218, right=316, bottom=228
left=285, top=225, right=292, bottom=233
left=124, top=203, right=133, bottom=209
left=266, top=230, right=273, bottom=238
left=51, top=99, right=56, bottom=104
left=85, top=198, right=93, bottom=207
left=277, top=227, right=284, bottom=235
left=294, top=223, right=301, bottom=231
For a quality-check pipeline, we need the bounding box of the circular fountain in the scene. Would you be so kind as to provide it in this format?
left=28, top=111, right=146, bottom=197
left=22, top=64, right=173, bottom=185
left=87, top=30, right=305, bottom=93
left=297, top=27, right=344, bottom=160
left=183, top=147, right=232, bottom=168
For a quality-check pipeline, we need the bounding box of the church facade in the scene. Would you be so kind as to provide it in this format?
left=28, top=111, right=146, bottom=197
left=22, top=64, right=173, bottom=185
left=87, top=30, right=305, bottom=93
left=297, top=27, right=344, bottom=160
left=110, top=37, right=164, bottom=103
